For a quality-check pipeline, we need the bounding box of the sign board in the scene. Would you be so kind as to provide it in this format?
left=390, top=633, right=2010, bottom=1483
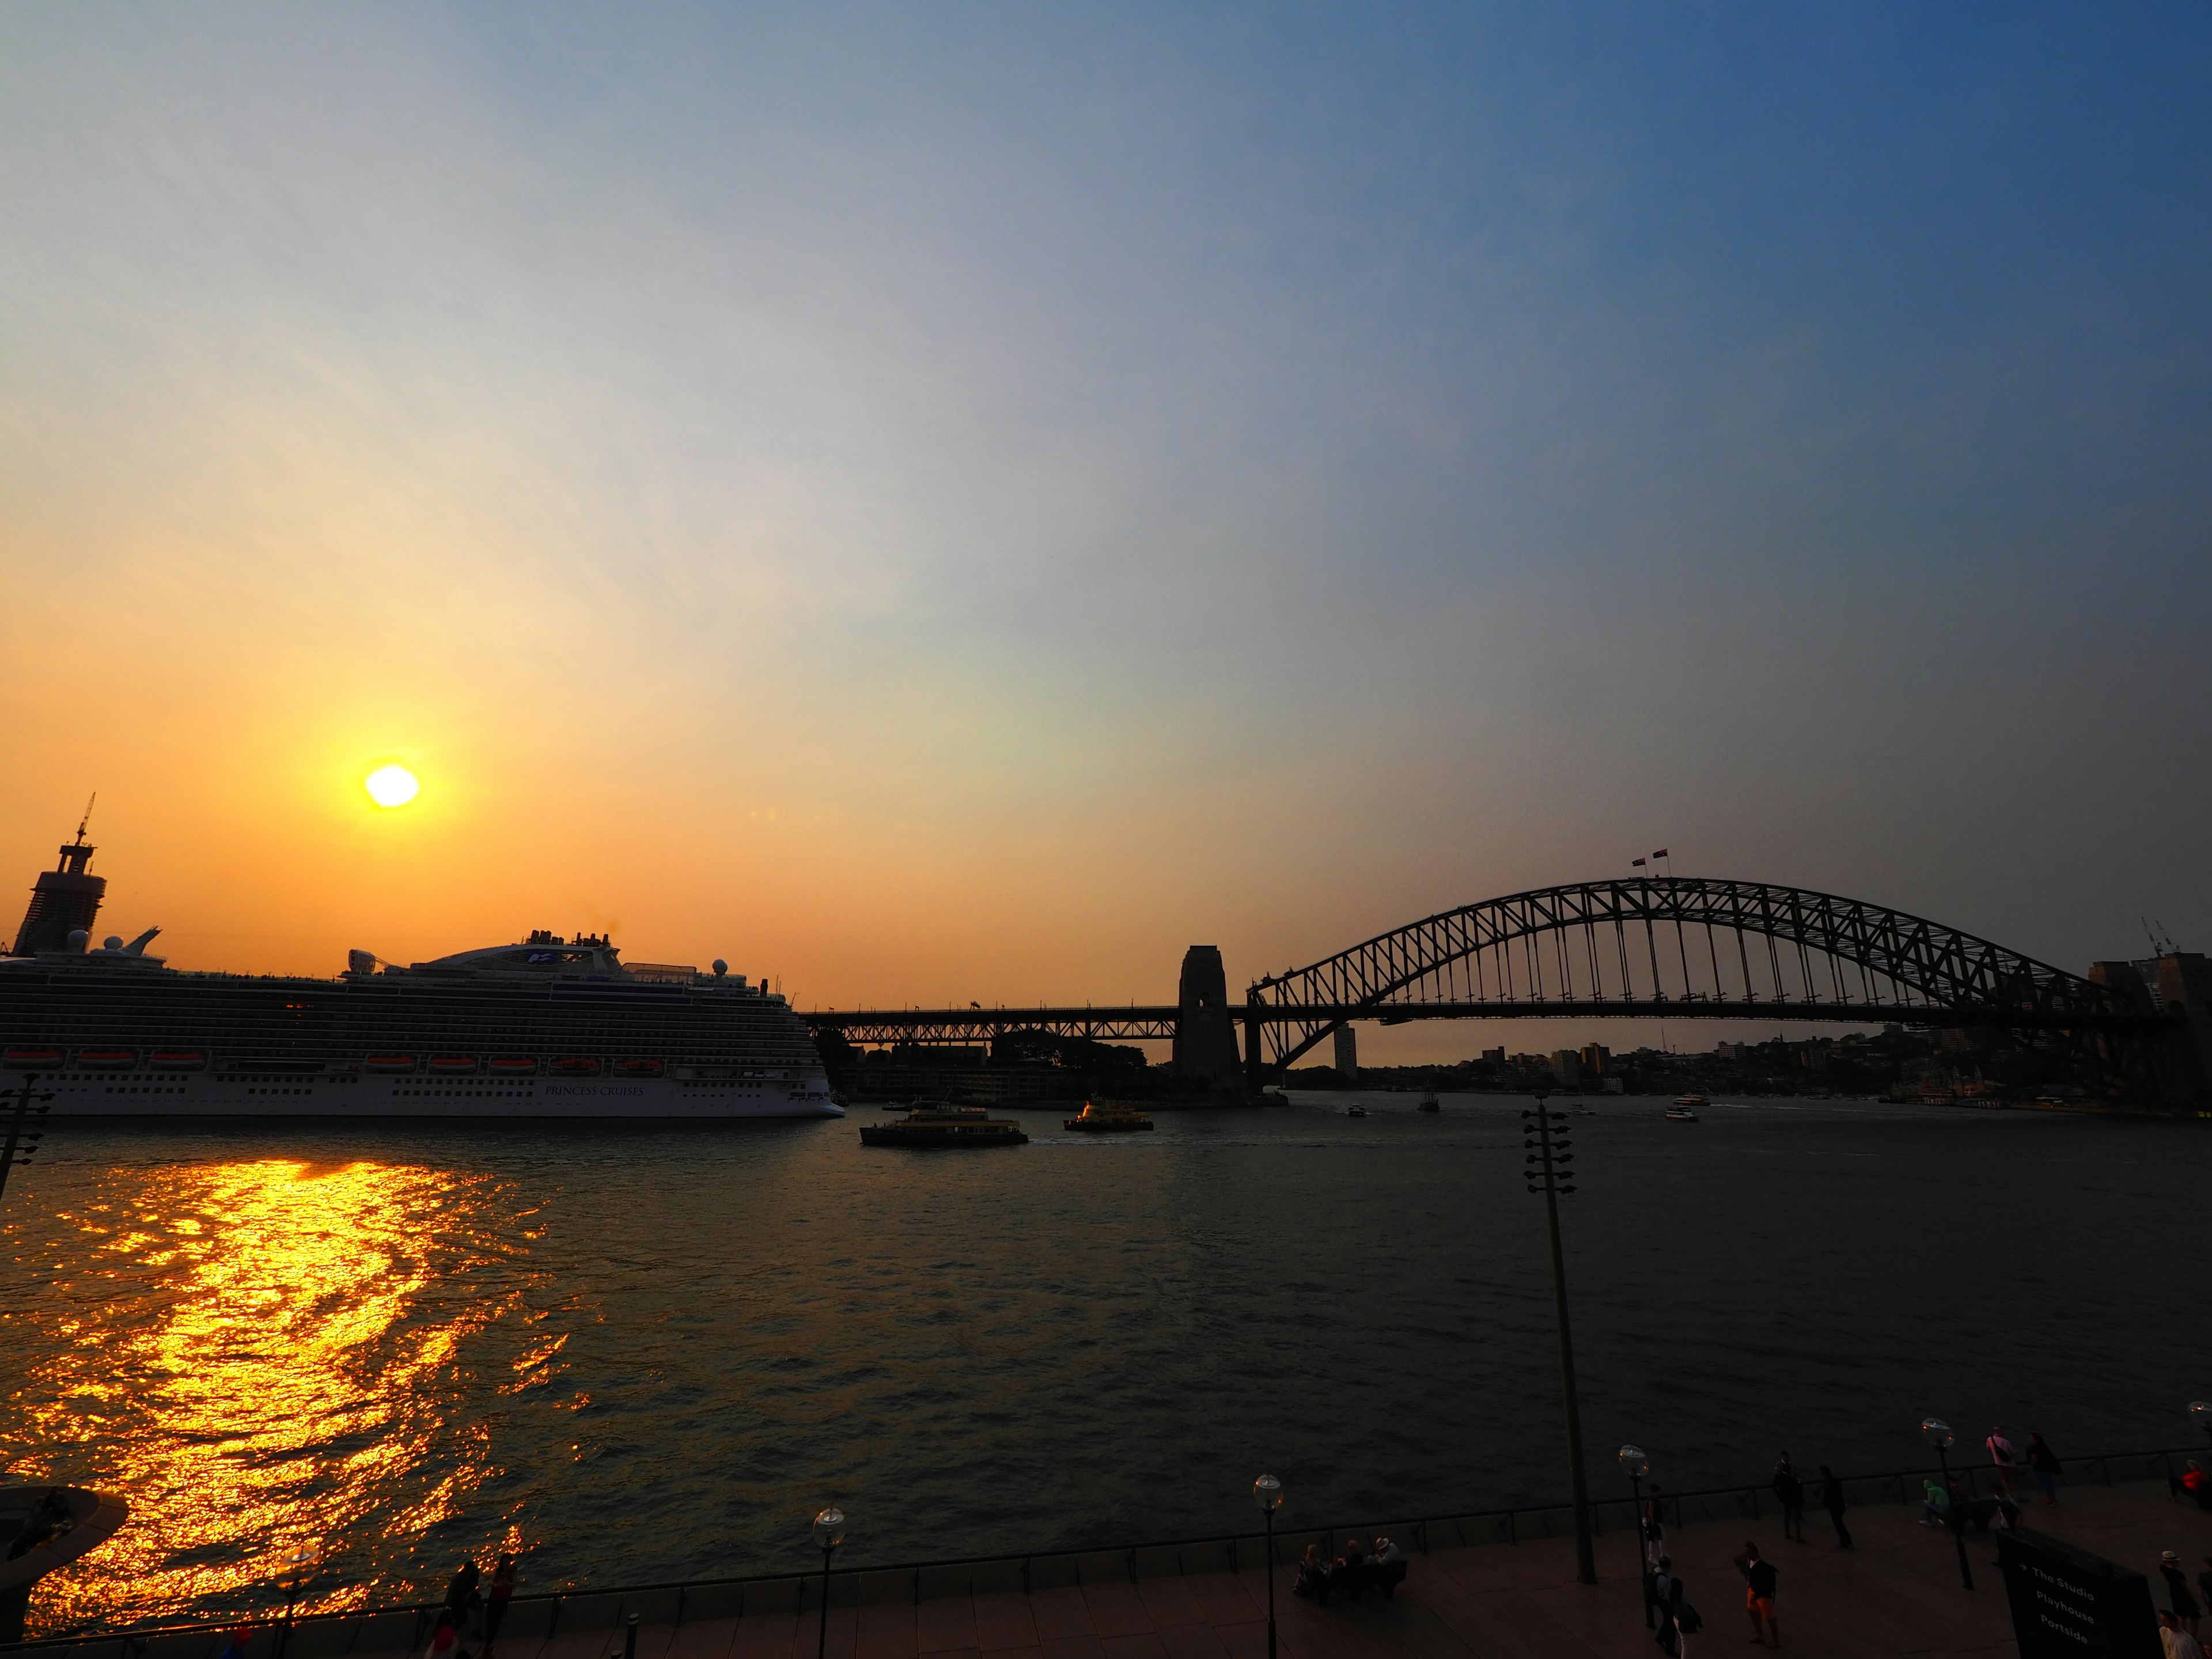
left=1998, top=1527, right=2161, bottom=1658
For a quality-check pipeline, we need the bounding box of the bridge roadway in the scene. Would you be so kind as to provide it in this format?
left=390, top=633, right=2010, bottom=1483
left=801, top=998, right=2154, bottom=1048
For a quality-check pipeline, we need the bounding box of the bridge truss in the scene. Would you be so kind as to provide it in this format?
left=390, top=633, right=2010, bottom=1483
left=1243, top=877, right=2159, bottom=1092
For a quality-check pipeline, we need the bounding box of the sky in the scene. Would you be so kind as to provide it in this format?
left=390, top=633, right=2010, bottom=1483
left=2, top=4, right=2207, bottom=1060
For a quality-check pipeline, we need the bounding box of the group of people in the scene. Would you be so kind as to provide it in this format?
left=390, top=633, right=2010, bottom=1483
left=424, top=1553, right=520, bottom=1659
left=1289, top=1534, right=1407, bottom=1605
left=1639, top=1483, right=1782, bottom=1653
left=4, top=1487, right=76, bottom=1560
left=2156, top=1552, right=2212, bottom=1659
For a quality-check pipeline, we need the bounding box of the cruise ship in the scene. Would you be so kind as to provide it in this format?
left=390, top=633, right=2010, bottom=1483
left=0, top=825, right=840, bottom=1120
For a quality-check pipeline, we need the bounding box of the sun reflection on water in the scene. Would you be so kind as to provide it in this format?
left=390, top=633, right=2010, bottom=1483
left=7, top=1158, right=536, bottom=1634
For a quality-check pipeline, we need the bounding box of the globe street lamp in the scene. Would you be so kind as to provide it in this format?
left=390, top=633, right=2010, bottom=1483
left=810, top=1508, right=846, bottom=1659
left=1922, top=1419, right=1972, bottom=1590
left=2191, top=1402, right=2212, bottom=1447
left=1253, top=1476, right=1284, bottom=1659
left=271, top=1544, right=319, bottom=1659
left=1619, top=1445, right=1652, bottom=1628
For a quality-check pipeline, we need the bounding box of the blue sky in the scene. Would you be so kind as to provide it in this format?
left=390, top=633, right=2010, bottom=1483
left=1, top=3, right=2206, bottom=1045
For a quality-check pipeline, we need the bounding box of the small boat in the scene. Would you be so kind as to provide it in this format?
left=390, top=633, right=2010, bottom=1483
left=365, top=1054, right=418, bottom=1073
left=1346, top=1104, right=1369, bottom=1118
left=1418, top=1090, right=1441, bottom=1113
left=860, top=1100, right=1028, bottom=1149
left=1665, top=1104, right=1699, bottom=1122
left=1063, top=1100, right=1155, bottom=1132
left=551, top=1057, right=602, bottom=1075
left=75, top=1049, right=137, bottom=1069
left=3, top=1048, right=64, bottom=1069
left=1672, top=1093, right=1706, bottom=1108
left=427, top=1055, right=478, bottom=1074
left=488, top=1056, right=538, bottom=1075
left=615, top=1058, right=665, bottom=1077
left=148, top=1050, right=207, bottom=1070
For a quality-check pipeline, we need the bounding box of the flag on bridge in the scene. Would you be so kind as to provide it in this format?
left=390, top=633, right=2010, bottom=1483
left=1631, top=857, right=1646, bottom=867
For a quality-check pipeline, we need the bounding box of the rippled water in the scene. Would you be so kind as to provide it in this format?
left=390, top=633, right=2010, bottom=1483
left=4, top=1094, right=2207, bottom=1636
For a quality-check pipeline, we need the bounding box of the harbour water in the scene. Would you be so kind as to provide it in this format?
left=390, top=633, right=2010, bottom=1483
left=3, top=1093, right=2206, bottom=1637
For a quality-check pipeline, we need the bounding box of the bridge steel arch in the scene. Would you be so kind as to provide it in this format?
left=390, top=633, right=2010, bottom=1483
left=1243, top=877, right=2159, bottom=1095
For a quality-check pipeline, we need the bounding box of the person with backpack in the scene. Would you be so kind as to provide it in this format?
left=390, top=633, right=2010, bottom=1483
left=1772, top=1455, right=1806, bottom=1544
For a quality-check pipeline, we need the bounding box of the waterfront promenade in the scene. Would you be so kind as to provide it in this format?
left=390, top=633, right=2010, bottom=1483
left=28, top=1472, right=2212, bottom=1659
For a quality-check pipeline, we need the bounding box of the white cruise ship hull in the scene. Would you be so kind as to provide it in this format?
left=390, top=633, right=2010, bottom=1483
left=40, top=1070, right=843, bottom=1120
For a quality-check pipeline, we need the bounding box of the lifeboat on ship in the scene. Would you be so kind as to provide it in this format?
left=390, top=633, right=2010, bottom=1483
left=3, top=1048, right=63, bottom=1069
left=615, top=1058, right=664, bottom=1077
left=365, top=1055, right=417, bottom=1073
left=427, top=1055, right=478, bottom=1074
left=148, top=1050, right=206, bottom=1070
left=75, top=1049, right=137, bottom=1069
left=488, top=1056, right=537, bottom=1075
left=551, top=1056, right=601, bottom=1075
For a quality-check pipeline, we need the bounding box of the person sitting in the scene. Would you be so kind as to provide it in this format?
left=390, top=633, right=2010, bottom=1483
left=1330, top=1534, right=1369, bottom=1603
left=1292, top=1544, right=1330, bottom=1605
left=1369, top=1535, right=1408, bottom=1597
left=1921, top=1478, right=1951, bottom=1528
left=6, top=1488, right=74, bottom=1560
left=2173, top=1461, right=2212, bottom=1512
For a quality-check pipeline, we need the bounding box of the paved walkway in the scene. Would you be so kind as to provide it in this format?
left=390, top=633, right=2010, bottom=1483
left=328, top=1478, right=2212, bottom=1659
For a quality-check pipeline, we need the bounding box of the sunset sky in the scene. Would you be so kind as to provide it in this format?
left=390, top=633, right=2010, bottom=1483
left=3, top=5, right=2207, bottom=1060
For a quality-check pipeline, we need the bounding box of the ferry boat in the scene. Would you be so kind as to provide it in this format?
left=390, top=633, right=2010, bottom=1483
left=1063, top=1100, right=1154, bottom=1132
left=1417, top=1089, right=1441, bottom=1113
left=859, top=1100, right=1028, bottom=1148
left=0, top=826, right=840, bottom=1121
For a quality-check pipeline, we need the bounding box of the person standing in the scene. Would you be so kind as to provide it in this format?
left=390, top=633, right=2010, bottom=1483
left=1653, top=1554, right=1681, bottom=1655
left=2027, top=1433, right=2062, bottom=1505
left=2162, top=1610, right=2204, bottom=1659
left=1644, top=1485, right=1668, bottom=1570
left=1818, top=1465, right=1853, bottom=1550
left=1734, top=1542, right=1779, bottom=1649
left=1987, top=1427, right=2018, bottom=1497
left=483, top=1554, right=518, bottom=1657
left=1772, top=1455, right=1806, bottom=1544
left=2162, top=1552, right=2202, bottom=1636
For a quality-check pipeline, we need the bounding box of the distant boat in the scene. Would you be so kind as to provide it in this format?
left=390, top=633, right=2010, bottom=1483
left=859, top=1100, right=1028, bottom=1149
left=1346, top=1104, right=1369, bottom=1118
left=1672, top=1093, right=1707, bottom=1108
left=1064, top=1099, right=1155, bottom=1133
left=1417, top=1090, right=1441, bottom=1113
left=1665, top=1104, right=1699, bottom=1123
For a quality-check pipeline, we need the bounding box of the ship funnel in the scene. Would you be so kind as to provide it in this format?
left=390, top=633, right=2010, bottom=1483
left=11, top=820, right=106, bottom=957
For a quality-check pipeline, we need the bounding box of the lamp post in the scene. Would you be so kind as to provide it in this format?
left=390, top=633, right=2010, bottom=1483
left=1253, top=1476, right=1284, bottom=1659
left=1619, top=1445, right=1652, bottom=1627
left=2191, top=1402, right=2212, bottom=1448
left=1922, top=1419, right=1972, bottom=1590
left=0, top=1073, right=54, bottom=1208
left=270, top=1545, right=319, bottom=1659
left=810, top=1508, right=846, bottom=1659
left=1524, top=1090, right=1596, bottom=1585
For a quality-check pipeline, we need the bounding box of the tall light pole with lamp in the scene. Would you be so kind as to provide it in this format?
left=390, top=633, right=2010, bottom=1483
left=1524, top=1090, right=1596, bottom=1585
left=1922, top=1419, right=1972, bottom=1590
left=810, top=1508, right=846, bottom=1659
left=2191, top=1402, right=2212, bottom=1449
left=1253, top=1476, right=1283, bottom=1659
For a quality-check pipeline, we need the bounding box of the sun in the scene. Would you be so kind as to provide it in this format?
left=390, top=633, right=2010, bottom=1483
left=364, top=765, right=420, bottom=809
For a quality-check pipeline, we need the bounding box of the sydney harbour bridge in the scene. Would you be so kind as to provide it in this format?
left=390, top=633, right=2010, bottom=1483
left=802, top=876, right=2207, bottom=1105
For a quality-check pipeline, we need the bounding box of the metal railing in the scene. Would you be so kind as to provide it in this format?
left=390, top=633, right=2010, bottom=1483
left=8, top=1444, right=2199, bottom=1657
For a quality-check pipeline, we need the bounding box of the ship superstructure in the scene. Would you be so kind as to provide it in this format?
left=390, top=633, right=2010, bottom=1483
left=0, top=831, right=839, bottom=1120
